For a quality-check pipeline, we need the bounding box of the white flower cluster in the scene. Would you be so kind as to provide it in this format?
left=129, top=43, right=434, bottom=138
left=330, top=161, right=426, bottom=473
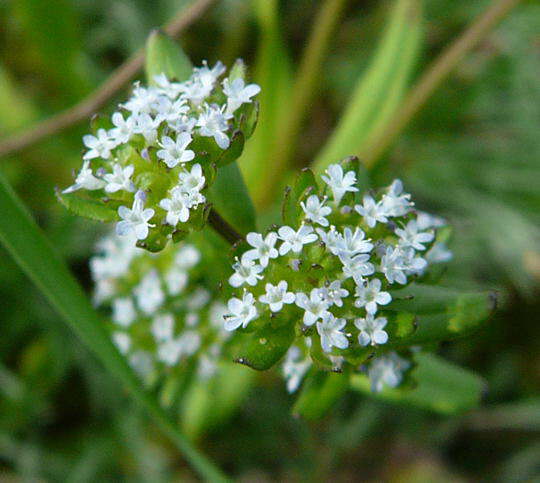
left=63, top=61, right=260, bottom=244
left=224, top=163, right=452, bottom=393
left=90, top=232, right=230, bottom=382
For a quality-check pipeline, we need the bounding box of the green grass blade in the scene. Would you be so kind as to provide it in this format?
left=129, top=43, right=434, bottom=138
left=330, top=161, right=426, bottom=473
left=238, top=0, right=293, bottom=206
left=0, top=172, right=230, bottom=483
left=313, top=0, right=422, bottom=173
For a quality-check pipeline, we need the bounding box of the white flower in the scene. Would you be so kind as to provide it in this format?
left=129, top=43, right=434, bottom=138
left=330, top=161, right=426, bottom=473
left=165, top=267, right=188, bottom=295
left=243, top=232, right=279, bottom=267
left=229, top=256, right=264, bottom=287
left=186, top=288, right=210, bottom=311
left=355, top=314, right=388, bottom=346
left=278, top=225, right=318, bottom=255
left=112, top=297, right=137, bottom=327
left=186, top=312, right=199, bottom=327
left=354, top=195, right=387, bottom=228
left=83, top=128, right=115, bottom=160
left=401, top=247, right=428, bottom=275
left=295, top=288, right=330, bottom=326
left=157, top=133, right=195, bottom=168
left=316, top=314, right=349, bottom=353
left=177, top=163, right=205, bottom=193
left=224, top=291, right=257, bottom=331
left=153, top=73, right=184, bottom=98
left=174, top=245, right=201, bottom=269
left=259, top=281, right=296, bottom=312
left=104, top=164, right=135, bottom=193
left=159, top=189, right=191, bottom=226
left=112, top=332, right=131, bottom=355
left=282, top=346, right=312, bottom=393
left=321, top=164, right=358, bottom=204
left=426, top=242, right=453, bottom=264
left=300, top=195, right=332, bottom=226
left=194, top=60, right=226, bottom=90
left=158, top=338, right=184, bottom=366
left=129, top=351, right=154, bottom=378
left=153, top=96, right=189, bottom=123
left=340, top=253, right=375, bottom=284
left=109, top=112, right=135, bottom=144
left=380, top=179, right=413, bottom=217
left=63, top=160, right=106, bottom=193
left=132, top=113, right=160, bottom=143
left=116, top=192, right=155, bottom=240
left=318, top=280, right=349, bottom=307
left=133, top=270, right=164, bottom=315
left=209, top=302, right=228, bottom=330
left=179, top=330, right=201, bottom=357
left=416, top=211, right=446, bottom=230
left=151, top=313, right=175, bottom=342
left=123, top=83, right=159, bottom=114
left=316, top=226, right=342, bottom=254
left=395, top=219, right=434, bottom=251
left=223, top=77, right=261, bottom=115
left=368, top=352, right=410, bottom=393
left=380, top=246, right=408, bottom=285
left=354, top=278, right=391, bottom=314
left=336, top=227, right=373, bottom=258
left=196, top=104, right=231, bottom=149
left=168, top=115, right=197, bottom=134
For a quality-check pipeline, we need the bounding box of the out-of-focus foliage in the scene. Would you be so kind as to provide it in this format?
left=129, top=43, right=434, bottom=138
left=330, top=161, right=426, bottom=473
left=0, top=0, right=539, bottom=481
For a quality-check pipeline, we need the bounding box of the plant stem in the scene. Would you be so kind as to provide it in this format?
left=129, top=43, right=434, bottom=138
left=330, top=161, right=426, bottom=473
left=361, top=0, right=522, bottom=167
left=208, top=208, right=244, bottom=245
left=0, top=0, right=216, bottom=159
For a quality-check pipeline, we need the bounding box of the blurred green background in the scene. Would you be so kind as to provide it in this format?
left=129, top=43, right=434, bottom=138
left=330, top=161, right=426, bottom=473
left=0, top=0, right=539, bottom=480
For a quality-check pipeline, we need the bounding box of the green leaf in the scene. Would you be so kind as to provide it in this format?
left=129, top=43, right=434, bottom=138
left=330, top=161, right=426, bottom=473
left=216, top=131, right=245, bottom=167
left=313, top=0, right=422, bottom=173
left=233, top=322, right=295, bottom=371
left=0, top=172, right=229, bottom=482
left=145, top=30, right=193, bottom=83
left=181, top=362, right=255, bottom=439
left=207, top=162, right=257, bottom=235
left=292, top=370, right=349, bottom=420
left=282, top=168, right=318, bottom=226
left=387, top=284, right=496, bottom=346
left=351, top=352, right=485, bottom=414
left=56, top=189, right=119, bottom=222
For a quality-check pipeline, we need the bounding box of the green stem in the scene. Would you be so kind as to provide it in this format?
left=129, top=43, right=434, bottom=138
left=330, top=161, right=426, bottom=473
left=0, top=172, right=230, bottom=483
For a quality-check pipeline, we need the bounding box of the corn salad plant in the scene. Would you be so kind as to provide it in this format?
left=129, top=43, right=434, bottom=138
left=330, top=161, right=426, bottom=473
left=0, top=1, right=512, bottom=477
